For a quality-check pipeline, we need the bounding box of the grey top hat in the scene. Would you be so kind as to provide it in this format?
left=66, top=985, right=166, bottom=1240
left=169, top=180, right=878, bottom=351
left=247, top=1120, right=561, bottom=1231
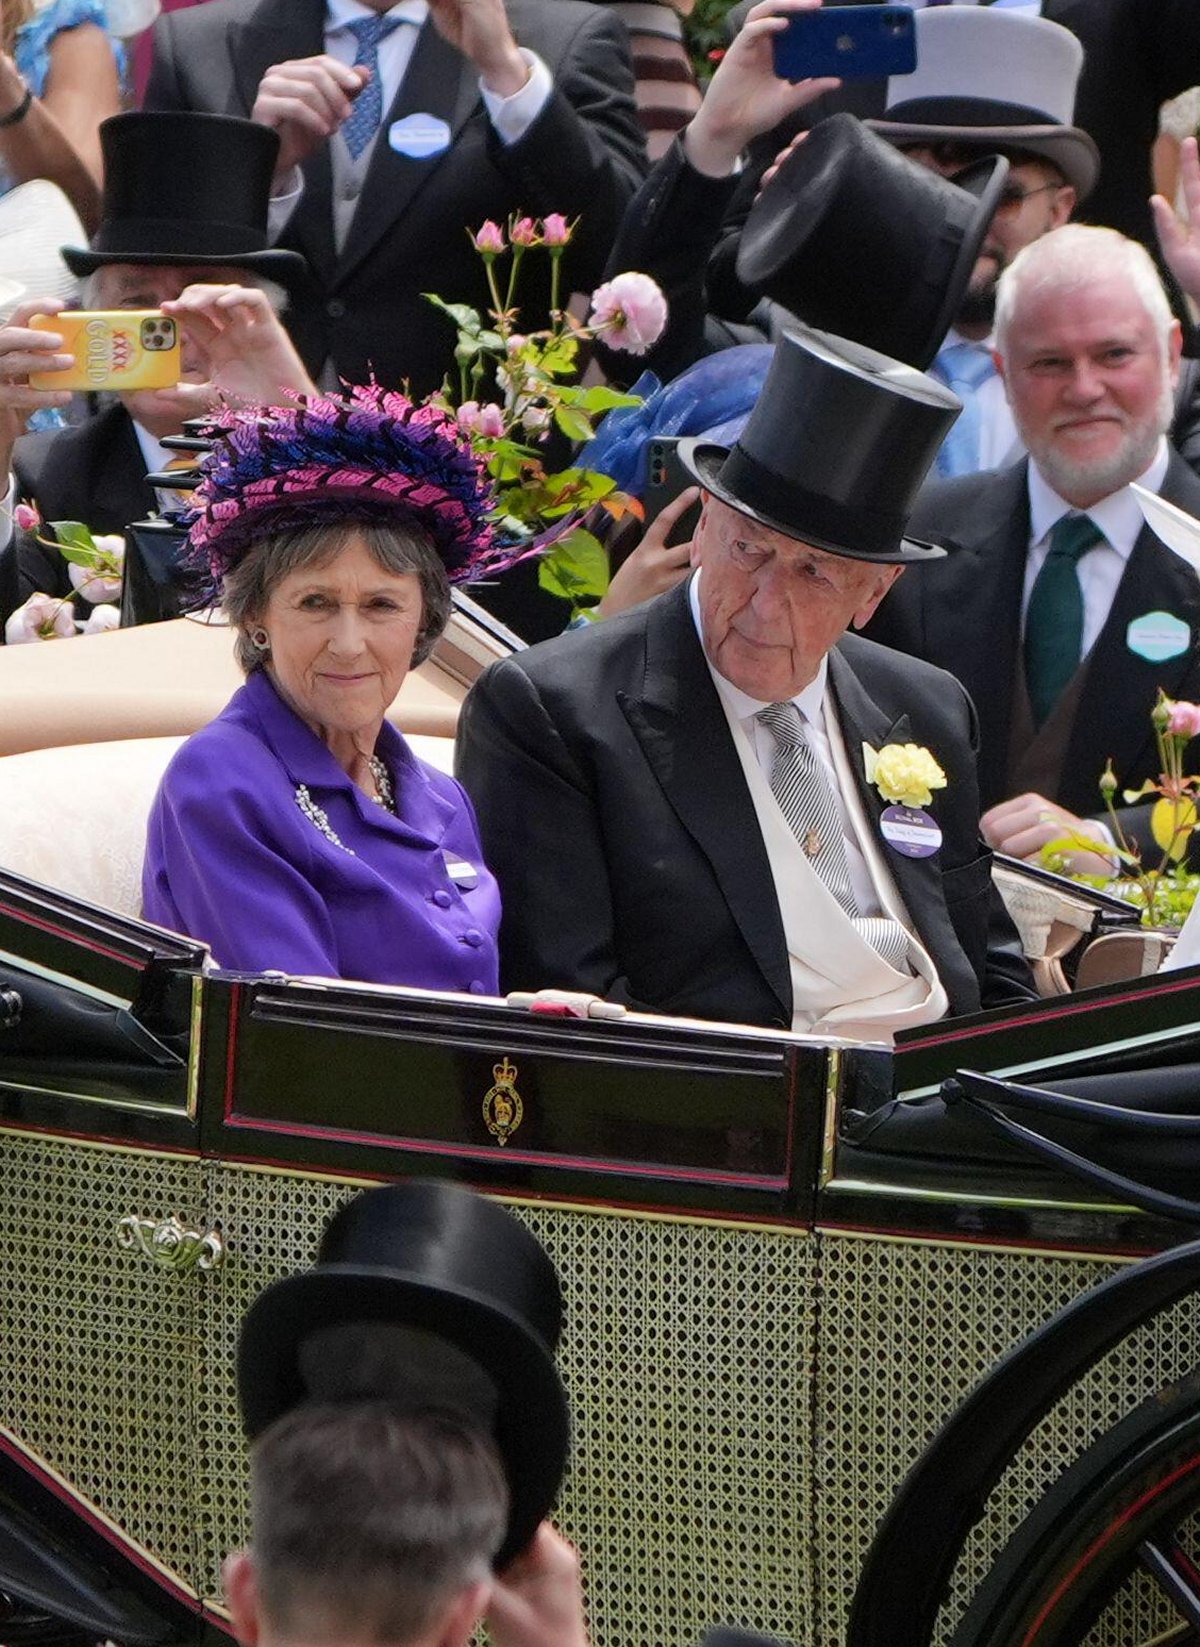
left=869, top=7, right=1099, bottom=201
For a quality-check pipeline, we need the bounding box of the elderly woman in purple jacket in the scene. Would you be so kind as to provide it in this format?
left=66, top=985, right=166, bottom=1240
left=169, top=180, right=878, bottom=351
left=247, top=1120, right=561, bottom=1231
left=142, top=385, right=515, bottom=992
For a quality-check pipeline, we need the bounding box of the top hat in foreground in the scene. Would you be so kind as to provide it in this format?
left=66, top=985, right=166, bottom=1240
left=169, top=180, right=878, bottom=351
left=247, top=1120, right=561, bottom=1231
left=870, top=6, right=1099, bottom=201
left=61, top=111, right=308, bottom=291
left=736, top=113, right=1009, bottom=371
left=680, top=326, right=960, bottom=564
left=237, top=1181, right=569, bottom=1568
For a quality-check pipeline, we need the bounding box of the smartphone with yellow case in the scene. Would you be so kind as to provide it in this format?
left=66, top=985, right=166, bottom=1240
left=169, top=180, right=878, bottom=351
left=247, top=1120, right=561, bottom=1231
left=28, top=310, right=181, bottom=392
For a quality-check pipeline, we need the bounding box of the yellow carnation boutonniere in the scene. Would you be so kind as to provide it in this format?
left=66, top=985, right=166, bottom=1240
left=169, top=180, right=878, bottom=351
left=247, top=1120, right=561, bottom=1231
left=862, top=742, right=947, bottom=858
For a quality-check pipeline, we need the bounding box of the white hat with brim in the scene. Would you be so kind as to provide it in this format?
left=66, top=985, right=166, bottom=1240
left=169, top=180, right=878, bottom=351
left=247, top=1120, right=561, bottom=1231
left=0, top=178, right=82, bottom=322
left=869, top=7, right=1100, bottom=202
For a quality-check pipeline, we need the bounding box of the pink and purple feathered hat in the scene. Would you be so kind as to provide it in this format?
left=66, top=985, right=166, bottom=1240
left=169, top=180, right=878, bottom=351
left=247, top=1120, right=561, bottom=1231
left=185, top=385, right=518, bottom=594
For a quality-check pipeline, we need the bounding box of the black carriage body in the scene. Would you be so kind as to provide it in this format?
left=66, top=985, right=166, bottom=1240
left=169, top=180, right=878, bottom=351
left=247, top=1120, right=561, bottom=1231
left=2, top=867, right=1200, bottom=1647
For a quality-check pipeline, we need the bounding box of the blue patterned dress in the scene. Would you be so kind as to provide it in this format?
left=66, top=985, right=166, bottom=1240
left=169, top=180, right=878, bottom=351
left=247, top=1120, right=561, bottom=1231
left=5, top=0, right=123, bottom=196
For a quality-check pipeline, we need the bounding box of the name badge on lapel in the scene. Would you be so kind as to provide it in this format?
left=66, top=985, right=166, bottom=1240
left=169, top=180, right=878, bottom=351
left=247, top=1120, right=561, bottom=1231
left=1127, top=611, right=1190, bottom=663
left=443, top=850, right=479, bottom=890
left=388, top=114, right=452, bottom=159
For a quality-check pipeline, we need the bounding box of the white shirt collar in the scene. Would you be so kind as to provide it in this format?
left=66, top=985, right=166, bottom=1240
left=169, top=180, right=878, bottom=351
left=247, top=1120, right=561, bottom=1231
left=1027, top=439, right=1171, bottom=560
left=326, top=0, right=428, bottom=31
left=131, top=419, right=175, bottom=477
left=686, top=568, right=829, bottom=722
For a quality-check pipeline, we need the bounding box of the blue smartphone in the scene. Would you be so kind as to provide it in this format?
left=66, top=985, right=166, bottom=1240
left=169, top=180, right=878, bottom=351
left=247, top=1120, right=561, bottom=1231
left=771, top=4, right=916, bottom=83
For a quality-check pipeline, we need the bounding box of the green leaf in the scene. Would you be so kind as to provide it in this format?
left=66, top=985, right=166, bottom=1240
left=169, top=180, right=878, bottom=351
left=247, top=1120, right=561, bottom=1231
left=536, top=527, right=610, bottom=602
left=50, top=520, right=96, bottom=554
left=576, top=385, right=644, bottom=413
left=538, top=335, right=579, bottom=376
left=553, top=404, right=594, bottom=444
left=422, top=294, right=484, bottom=337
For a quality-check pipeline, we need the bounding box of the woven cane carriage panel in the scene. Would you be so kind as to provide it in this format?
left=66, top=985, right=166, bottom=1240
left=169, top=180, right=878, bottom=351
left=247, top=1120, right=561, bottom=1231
left=813, top=1232, right=1200, bottom=1647
left=0, top=1131, right=204, bottom=1581
left=195, top=1166, right=820, bottom=1647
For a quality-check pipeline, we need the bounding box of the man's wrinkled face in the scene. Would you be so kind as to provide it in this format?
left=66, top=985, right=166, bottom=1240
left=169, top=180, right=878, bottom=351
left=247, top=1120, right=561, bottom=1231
left=694, top=495, right=902, bottom=701
left=902, top=146, right=1074, bottom=329
left=999, top=269, right=1181, bottom=505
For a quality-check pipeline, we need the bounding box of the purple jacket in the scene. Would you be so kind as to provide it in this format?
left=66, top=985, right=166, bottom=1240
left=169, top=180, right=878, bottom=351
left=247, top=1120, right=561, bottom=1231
left=142, top=669, right=500, bottom=993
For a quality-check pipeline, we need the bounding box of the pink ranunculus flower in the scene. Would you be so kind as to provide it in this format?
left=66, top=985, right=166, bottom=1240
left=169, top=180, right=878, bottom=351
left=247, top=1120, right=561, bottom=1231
left=541, top=213, right=571, bottom=247
left=456, top=400, right=483, bottom=433
left=586, top=271, right=668, bottom=355
left=477, top=402, right=506, bottom=438
left=13, top=501, right=40, bottom=532
left=4, top=592, right=76, bottom=644
left=473, top=220, right=505, bottom=255
left=1167, top=700, right=1200, bottom=738
left=82, top=603, right=121, bottom=635
left=510, top=216, right=538, bottom=247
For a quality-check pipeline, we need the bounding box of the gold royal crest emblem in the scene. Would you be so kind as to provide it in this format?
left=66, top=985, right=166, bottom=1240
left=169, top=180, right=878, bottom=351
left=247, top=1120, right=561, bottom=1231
left=482, top=1057, right=524, bottom=1146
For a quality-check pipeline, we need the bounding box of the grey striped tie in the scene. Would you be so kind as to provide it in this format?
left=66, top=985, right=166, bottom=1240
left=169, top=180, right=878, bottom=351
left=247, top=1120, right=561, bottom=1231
left=757, top=703, right=912, bottom=971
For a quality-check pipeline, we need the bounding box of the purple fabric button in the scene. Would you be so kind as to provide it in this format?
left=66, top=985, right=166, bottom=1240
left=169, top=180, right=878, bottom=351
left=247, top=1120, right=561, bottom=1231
left=462, top=928, right=484, bottom=948
left=431, top=889, right=453, bottom=909
left=468, top=980, right=488, bottom=994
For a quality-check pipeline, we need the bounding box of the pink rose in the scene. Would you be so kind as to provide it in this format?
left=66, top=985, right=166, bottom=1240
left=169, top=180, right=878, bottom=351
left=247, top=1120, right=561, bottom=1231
left=13, top=501, right=40, bottom=532
left=586, top=271, right=668, bottom=355
left=510, top=216, right=538, bottom=247
left=541, top=213, right=571, bottom=247
left=472, top=220, right=505, bottom=255
left=456, top=400, right=483, bottom=433
left=67, top=562, right=123, bottom=604
left=477, top=402, right=506, bottom=438
left=1167, top=700, right=1200, bottom=738
left=82, top=603, right=121, bottom=635
left=4, top=592, right=76, bottom=644
left=522, top=404, right=552, bottom=434
left=506, top=334, right=528, bottom=355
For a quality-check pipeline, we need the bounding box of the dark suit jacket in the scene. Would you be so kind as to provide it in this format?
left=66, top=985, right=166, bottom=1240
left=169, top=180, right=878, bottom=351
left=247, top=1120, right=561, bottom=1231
left=866, top=453, right=1200, bottom=833
left=144, top=0, right=648, bottom=394
left=456, top=580, right=1034, bottom=1029
left=1, top=406, right=154, bottom=634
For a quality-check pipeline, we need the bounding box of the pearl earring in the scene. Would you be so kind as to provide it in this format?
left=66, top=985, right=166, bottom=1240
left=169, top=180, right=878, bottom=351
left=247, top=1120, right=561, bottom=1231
left=251, top=627, right=270, bottom=650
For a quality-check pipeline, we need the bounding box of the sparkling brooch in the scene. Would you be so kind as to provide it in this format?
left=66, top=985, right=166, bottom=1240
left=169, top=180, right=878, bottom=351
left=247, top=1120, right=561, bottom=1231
left=295, top=784, right=356, bottom=855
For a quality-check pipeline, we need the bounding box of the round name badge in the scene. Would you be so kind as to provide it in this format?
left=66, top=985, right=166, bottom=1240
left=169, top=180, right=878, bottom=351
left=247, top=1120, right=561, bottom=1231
left=1127, top=610, right=1190, bottom=663
left=388, top=114, right=452, bottom=160
left=879, top=804, right=943, bottom=858
left=443, top=851, right=479, bottom=890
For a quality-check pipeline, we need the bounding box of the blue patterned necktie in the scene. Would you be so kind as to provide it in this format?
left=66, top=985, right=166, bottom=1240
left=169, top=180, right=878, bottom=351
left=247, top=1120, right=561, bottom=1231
left=341, top=15, right=406, bottom=160
left=932, top=340, right=998, bottom=478
left=757, top=704, right=911, bottom=971
left=1023, top=513, right=1106, bottom=727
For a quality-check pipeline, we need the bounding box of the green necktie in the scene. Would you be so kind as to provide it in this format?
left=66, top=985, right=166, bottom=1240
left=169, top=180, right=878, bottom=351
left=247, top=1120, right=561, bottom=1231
left=1024, top=513, right=1106, bottom=727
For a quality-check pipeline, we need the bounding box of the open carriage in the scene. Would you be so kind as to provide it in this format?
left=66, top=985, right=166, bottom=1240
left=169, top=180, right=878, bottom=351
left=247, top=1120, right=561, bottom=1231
left=3, top=603, right=1200, bottom=1647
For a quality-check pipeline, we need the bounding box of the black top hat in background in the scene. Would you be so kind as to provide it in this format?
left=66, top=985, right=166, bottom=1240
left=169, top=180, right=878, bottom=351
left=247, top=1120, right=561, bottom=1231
left=681, top=325, right=960, bottom=564
left=237, top=1181, right=570, bottom=1568
left=736, top=114, right=1009, bottom=372
left=61, top=112, right=309, bottom=292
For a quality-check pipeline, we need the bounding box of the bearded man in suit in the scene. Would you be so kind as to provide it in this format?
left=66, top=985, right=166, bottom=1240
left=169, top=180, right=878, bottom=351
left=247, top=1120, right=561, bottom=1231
left=0, top=112, right=317, bottom=635
left=866, top=223, right=1200, bottom=875
left=457, top=328, right=1035, bottom=1038
left=142, top=0, right=647, bottom=394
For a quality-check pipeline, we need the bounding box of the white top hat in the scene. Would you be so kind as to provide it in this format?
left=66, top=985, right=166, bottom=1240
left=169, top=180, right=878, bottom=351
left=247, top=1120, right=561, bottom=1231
left=871, top=7, right=1099, bottom=200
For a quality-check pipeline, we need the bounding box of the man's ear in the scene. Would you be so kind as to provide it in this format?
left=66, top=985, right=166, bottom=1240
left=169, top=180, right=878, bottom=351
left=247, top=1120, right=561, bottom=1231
left=1168, top=316, right=1184, bottom=385
left=222, top=1551, right=263, bottom=1647
left=690, top=492, right=714, bottom=569
left=432, top=1578, right=492, bottom=1647
left=851, top=564, right=904, bottom=629
left=1049, top=183, right=1076, bottom=228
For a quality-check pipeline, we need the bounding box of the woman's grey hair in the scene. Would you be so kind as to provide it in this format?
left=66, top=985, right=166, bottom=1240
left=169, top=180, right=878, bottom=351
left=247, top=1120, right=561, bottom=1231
left=222, top=520, right=452, bottom=675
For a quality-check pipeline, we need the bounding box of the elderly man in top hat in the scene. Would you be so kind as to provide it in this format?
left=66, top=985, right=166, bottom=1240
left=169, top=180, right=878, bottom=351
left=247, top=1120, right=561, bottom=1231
left=457, top=328, right=1036, bottom=1038
left=0, top=110, right=318, bottom=634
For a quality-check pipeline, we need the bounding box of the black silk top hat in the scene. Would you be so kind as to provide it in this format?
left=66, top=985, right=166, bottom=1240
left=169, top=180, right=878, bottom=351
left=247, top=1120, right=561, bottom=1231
left=61, top=111, right=308, bottom=291
left=736, top=113, right=1008, bottom=371
left=237, top=1181, right=569, bottom=1568
left=680, top=325, right=960, bottom=564
left=870, top=6, right=1099, bottom=201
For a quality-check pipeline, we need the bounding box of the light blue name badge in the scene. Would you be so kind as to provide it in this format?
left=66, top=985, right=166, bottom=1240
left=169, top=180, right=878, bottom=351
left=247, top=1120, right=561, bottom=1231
left=1127, top=610, right=1191, bottom=663
left=388, top=114, right=452, bottom=159
left=443, top=851, right=479, bottom=890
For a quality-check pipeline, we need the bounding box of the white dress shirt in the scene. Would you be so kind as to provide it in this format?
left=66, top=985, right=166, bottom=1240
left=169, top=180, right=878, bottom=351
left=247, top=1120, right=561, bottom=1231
left=688, top=570, right=885, bottom=916
left=1021, top=440, right=1171, bottom=657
